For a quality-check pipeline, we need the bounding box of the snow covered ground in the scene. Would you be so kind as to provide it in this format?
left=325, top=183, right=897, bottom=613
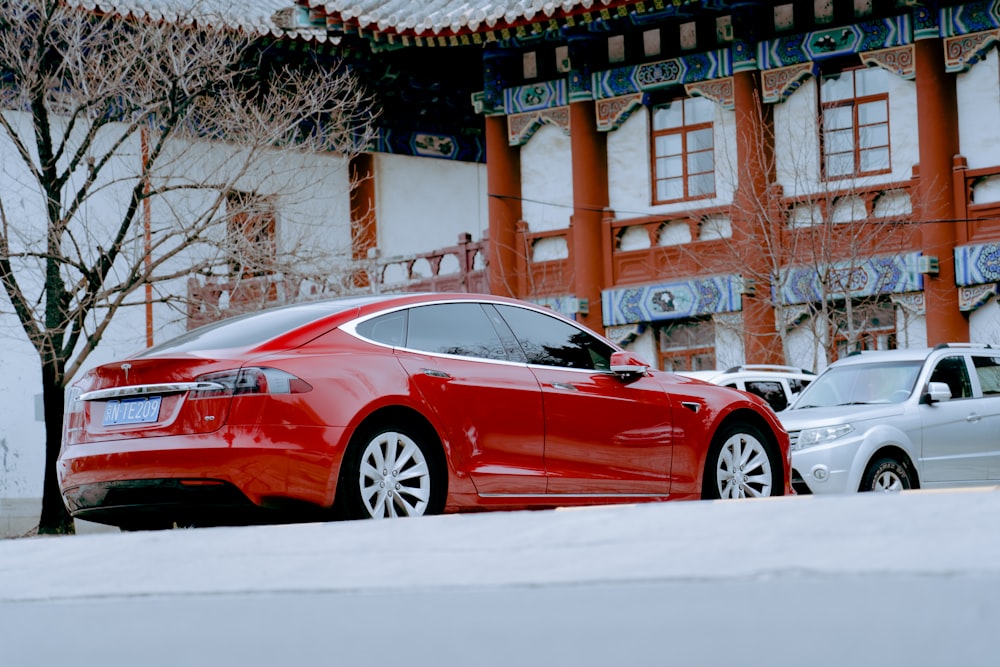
left=1, top=488, right=999, bottom=666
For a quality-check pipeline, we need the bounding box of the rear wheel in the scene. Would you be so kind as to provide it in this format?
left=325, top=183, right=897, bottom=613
left=339, top=422, right=444, bottom=519
left=860, top=457, right=912, bottom=492
left=703, top=423, right=780, bottom=499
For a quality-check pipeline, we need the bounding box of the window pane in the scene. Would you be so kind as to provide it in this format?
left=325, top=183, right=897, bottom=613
left=825, top=153, right=854, bottom=177
left=686, top=127, right=713, bottom=152
left=859, top=146, right=889, bottom=172
left=689, top=172, right=715, bottom=196
left=929, top=356, right=973, bottom=399
left=825, top=128, right=855, bottom=154
left=859, top=124, right=888, bottom=149
left=855, top=66, right=889, bottom=96
left=857, top=100, right=888, bottom=125
left=684, top=96, right=714, bottom=124
left=656, top=177, right=684, bottom=201
left=744, top=381, right=788, bottom=411
left=495, top=305, right=615, bottom=370
left=656, top=155, right=684, bottom=178
left=823, top=106, right=853, bottom=131
left=356, top=311, right=406, bottom=346
left=654, top=133, right=683, bottom=157
left=973, top=356, right=1000, bottom=395
left=406, top=303, right=509, bottom=360
left=688, top=149, right=714, bottom=175
left=821, top=72, right=854, bottom=102
left=652, top=104, right=683, bottom=130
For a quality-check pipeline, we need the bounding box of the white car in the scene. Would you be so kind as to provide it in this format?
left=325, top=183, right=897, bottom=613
left=678, top=365, right=815, bottom=412
left=778, top=344, right=1000, bottom=494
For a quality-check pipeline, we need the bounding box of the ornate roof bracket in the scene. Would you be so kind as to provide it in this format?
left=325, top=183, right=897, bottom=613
left=761, top=63, right=816, bottom=104
left=861, top=45, right=916, bottom=79
left=595, top=93, right=647, bottom=132
left=685, top=77, right=734, bottom=110
left=507, top=107, right=571, bottom=146
left=958, top=284, right=999, bottom=312
left=944, top=29, right=1000, bottom=73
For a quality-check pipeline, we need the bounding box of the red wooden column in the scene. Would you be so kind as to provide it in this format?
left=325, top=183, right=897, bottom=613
left=485, top=114, right=522, bottom=297
left=569, top=99, right=608, bottom=331
left=349, top=153, right=377, bottom=288
left=731, top=70, right=783, bottom=364
left=914, top=38, right=968, bottom=344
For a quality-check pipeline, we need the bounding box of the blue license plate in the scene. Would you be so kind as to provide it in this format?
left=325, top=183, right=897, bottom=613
left=102, top=396, right=162, bottom=426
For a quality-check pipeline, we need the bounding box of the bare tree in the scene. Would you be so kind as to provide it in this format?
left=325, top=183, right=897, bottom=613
left=699, top=86, right=917, bottom=370
left=0, top=0, right=376, bottom=533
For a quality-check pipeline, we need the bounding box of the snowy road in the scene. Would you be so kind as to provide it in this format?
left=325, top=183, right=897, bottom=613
left=2, top=489, right=999, bottom=666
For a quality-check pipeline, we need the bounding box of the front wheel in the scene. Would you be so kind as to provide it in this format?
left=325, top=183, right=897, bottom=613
left=860, top=457, right=912, bottom=492
left=703, top=423, right=781, bottom=499
left=338, top=423, right=444, bottom=519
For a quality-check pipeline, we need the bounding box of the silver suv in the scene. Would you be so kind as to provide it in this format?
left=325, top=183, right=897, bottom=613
left=779, top=343, right=1000, bottom=494
left=678, top=365, right=815, bottom=412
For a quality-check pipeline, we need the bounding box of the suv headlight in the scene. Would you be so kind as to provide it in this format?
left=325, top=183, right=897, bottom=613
left=794, top=423, right=854, bottom=450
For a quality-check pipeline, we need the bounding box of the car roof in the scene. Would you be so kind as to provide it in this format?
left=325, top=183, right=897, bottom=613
left=137, top=292, right=583, bottom=357
left=828, top=344, right=998, bottom=368
left=678, top=366, right=814, bottom=382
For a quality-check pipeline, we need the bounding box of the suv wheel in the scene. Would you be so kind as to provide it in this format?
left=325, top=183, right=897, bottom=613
left=860, top=457, right=912, bottom=492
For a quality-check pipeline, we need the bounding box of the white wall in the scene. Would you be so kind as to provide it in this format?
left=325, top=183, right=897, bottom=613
left=374, top=153, right=488, bottom=257
left=520, top=124, right=573, bottom=233
left=607, top=101, right=737, bottom=218
left=970, top=297, right=1000, bottom=346
left=957, top=51, right=1000, bottom=170
left=774, top=71, right=918, bottom=198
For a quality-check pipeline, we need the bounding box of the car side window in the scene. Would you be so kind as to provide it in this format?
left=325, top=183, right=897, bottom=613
left=405, top=303, right=510, bottom=361
left=929, top=355, right=973, bottom=399
left=355, top=311, right=406, bottom=347
left=494, top=304, right=615, bottom=370
left=789, top=378, right=811, bottom=394
left=972, top=355, right=1000, bottom=395
left=744, top=380, right=788, bottom=411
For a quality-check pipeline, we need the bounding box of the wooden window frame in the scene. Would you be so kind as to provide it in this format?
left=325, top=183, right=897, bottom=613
left=226, top=191, right=277, bottom=279
left=649, top=98, right=716, bottom=205
left=819, top=67, right=892, bottom=181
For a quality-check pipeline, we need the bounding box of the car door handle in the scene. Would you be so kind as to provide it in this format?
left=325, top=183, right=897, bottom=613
left=548, top=382, right=578, bottom=391
left=966, top=413, right=982, bottom=423
left=421, top=369, right=452, bottom=379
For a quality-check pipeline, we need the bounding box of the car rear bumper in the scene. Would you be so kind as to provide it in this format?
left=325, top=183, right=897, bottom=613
left=62, top=478, right=266, bottom=528
left=58, top=424, right=349, bottom=526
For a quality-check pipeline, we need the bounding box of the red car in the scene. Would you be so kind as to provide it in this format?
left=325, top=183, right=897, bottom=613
left=59, top=293, right=791, bottom=529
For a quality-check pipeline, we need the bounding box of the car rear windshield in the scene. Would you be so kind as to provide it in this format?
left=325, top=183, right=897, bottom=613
left=138, top=296, right=387, bottom=355
left=792, top=360, right=923, bottom=408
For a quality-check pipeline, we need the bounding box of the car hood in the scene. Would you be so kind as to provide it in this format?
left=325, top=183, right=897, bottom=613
left=778, top=403, right=906, bottom=431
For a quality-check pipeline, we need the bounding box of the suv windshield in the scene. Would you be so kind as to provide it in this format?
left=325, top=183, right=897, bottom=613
left=792, top=360, right=923, bottom=408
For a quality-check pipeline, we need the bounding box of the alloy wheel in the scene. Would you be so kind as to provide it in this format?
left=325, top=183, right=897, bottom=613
left=358, top=430, right=432, bottom=518
left=715, top=432, right=774, bottom=498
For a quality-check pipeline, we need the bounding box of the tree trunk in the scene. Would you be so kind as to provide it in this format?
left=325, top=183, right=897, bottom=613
left=37, top=362, right=74, bottom=535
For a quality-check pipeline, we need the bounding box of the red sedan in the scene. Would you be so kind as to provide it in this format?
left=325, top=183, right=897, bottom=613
left=59, top=292, right=791, bottom=529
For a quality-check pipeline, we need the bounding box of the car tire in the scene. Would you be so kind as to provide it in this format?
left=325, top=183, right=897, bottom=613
left=338, top=422, right=444, bottom=519
left=703, top=422, right=781, bottom=499
left=860, top=457, right=912, bottom=492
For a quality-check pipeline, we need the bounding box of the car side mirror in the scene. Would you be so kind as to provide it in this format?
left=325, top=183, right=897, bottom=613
left=922, top=381, right=952, bottom=404
left=609, top=351, right=650, bottom=379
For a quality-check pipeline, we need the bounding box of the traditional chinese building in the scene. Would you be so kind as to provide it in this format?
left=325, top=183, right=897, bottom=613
left=292, top=0, right=1000, bottom=372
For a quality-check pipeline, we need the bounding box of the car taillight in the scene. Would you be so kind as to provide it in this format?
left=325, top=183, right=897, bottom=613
left=192, top=368, right=313, bottom=397
left=62, top=386, right=84, bottom=444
